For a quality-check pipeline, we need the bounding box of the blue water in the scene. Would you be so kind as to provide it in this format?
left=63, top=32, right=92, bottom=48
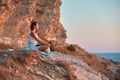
left=94, top=53, right=120, bottom=62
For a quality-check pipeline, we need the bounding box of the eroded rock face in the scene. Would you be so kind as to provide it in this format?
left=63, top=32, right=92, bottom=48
left=0, top=0, right=66, bottom=48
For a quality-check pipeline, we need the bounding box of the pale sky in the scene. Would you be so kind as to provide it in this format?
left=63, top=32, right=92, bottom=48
left=60, top=0, right=120, bottom=53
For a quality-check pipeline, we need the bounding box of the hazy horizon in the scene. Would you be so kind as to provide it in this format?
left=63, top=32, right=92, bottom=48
left=60, top=0, right=120, bottom=53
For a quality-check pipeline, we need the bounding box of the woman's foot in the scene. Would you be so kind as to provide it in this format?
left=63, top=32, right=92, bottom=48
left=40, top=51, right=54, bottom=57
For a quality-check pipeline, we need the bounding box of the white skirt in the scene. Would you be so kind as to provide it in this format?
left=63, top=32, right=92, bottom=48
left=28, top=43, right=41, bottom=50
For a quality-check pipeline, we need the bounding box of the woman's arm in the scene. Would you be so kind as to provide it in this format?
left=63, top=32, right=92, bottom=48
left=30, top=32, right=49, bottom=45
left=39, top=36, right=49, bottom=43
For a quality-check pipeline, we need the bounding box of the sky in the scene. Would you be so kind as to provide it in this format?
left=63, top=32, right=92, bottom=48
left=60, top=0, right=120, bottom=53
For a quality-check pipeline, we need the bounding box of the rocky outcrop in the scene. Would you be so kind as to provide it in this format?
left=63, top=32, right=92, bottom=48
left=53, top=44, right=120, bottom=80
left=0, top=42, right=120, bottom=80
left=0, top=50, right=109, bottom=80
left=0, top=0, right=66, bottom=48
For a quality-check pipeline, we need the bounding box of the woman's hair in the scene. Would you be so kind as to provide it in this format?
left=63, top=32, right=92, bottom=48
left=30, top=21, right=37, bottom=31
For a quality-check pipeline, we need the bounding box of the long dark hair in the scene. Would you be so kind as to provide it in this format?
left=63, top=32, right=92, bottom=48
left=30, top=21, right=37, bottom=31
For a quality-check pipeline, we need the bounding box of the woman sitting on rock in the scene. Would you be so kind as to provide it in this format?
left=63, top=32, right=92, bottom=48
left=28, top=21, right=53, bottom=56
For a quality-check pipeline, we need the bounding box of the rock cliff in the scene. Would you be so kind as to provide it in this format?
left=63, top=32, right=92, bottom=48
left=0, top=0, right=66, bottom=48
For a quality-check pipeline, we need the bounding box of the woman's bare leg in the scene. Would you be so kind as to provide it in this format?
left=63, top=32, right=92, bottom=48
left=45, top=47, right=50, bottom=53
left=38, top=45, right=50, bottom=53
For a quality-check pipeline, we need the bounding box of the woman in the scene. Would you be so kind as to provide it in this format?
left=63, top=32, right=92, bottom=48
left=28, top=21, right=50, bottom=53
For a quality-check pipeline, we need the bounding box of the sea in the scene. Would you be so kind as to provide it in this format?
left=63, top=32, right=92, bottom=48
left=93, top=53, right=120, bottom=62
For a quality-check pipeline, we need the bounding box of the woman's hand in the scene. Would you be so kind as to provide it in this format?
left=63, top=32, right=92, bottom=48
left=48, top=43, right=50, bottom=47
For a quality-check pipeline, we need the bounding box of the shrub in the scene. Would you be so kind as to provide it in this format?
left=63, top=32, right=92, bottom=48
left=67, top=44, right=76, bottom=51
